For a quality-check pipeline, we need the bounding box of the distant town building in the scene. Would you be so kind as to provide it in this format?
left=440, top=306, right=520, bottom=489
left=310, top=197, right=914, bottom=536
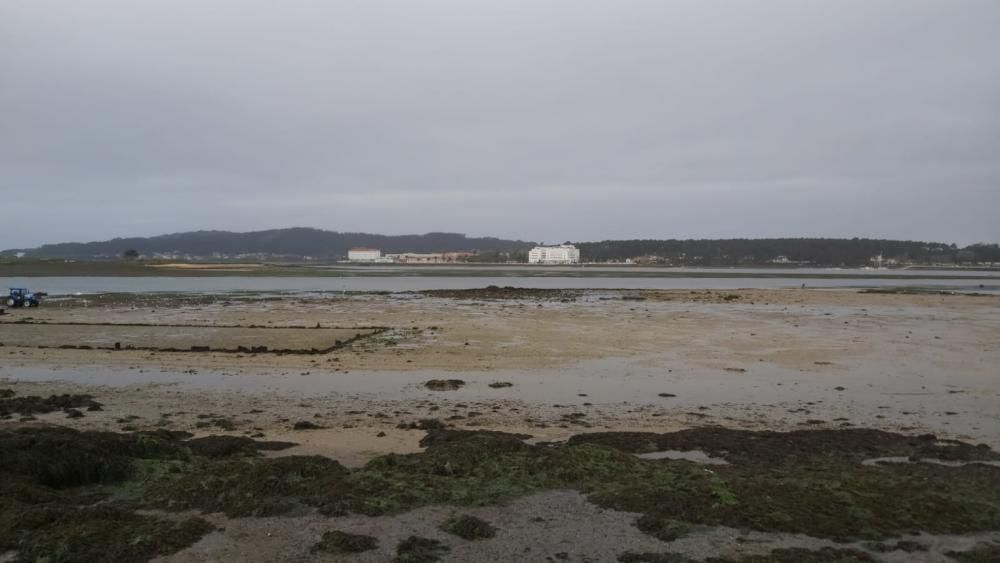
left=384, top=252, right=475, bottom=264
left=633, top=255, right=666, bottom=265
left=528, top=245, right=580, bottom=264
left=347, top=248, right=381, bottom=262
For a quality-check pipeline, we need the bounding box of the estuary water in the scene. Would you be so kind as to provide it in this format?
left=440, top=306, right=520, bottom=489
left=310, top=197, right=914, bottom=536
left=3, top=266, right=999, bottom=295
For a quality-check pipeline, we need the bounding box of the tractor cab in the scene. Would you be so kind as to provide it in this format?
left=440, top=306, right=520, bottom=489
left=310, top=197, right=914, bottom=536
left=7, top=288, right=41, bottom=308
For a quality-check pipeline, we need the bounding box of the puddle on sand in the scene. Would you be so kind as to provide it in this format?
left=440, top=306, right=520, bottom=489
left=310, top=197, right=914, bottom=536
left=634, top=450, right=729, bottom=465
left=862, top=456, right=1000, bottom=468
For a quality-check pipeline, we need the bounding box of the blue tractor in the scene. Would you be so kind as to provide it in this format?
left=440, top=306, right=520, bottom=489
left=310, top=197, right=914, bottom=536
left=7, top=288, right=41, bottom=308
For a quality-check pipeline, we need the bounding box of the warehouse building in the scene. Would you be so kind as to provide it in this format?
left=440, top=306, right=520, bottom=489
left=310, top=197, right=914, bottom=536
left=347, top=248, right=382, bottom=262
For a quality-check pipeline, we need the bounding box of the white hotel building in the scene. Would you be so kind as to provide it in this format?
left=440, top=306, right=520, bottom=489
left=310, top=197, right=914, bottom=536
left=347, top=248, right=382, bottom=262
left=528, top=244, right=581, bottom=264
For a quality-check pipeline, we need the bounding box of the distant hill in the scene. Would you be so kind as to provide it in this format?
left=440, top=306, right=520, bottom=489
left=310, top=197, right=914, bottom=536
left=5, top=230, right=997, bottom=267
left=574, top=238, right=1000, bottom=267
left=6, top=228, right=536, bottom=260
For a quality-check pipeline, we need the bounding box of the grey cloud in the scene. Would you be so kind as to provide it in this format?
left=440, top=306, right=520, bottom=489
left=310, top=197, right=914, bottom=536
left=2, top=0, right=998, bottom=248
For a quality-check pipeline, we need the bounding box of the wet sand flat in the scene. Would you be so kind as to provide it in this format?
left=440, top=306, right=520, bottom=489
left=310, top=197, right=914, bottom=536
left=0, top=323, right=378, bottom=352
left=2, top=288, right=999, bottom=562
left=2, top=288, right=998, bottom=451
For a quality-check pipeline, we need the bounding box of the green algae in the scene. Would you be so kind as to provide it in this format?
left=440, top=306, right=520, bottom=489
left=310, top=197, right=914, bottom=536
left=947, top=543, right=1000, bottom=563
left=1, top=503, right=214, bottom=563
left=0, top=427, right=213, bottom=563
left=312, top=530, right=378, bottom=553
left=135, top=427, right=1000, bottom=542
left=5, top=424, right=1000, bottom=562
left=706, top=547, right=876, bottom=562
left=0, top=393, right=103, bottom=418
left=393, top=536, right=450, bottom=563
left=142, top=455, right=352, bottom=517
left=618, top=553, right=694, bottom=563
left=440, top=514, right=497, bottom=540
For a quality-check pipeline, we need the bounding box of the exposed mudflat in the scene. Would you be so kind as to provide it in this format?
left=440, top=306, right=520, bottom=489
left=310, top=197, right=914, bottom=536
left=1, top=288, right=998, bottom=562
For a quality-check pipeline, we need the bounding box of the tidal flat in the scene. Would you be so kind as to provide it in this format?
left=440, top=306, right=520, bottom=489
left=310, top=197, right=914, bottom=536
left=1, top=288, right=998, bottom=562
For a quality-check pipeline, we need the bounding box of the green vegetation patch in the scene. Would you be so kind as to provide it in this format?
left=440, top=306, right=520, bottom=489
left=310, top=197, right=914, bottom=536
left=705, top=547, right=876, bottom=562
left=863, top=539, right=927, bottom=552
left=0, top=426, right=188, bottom=489
left=440, top=514, right=497, bottom=540
left=185, top=435, right=296, bottom=458
left=1, top=502, right=214, bottom=563
left=575, top=429, right=1000, bottom=542
left=0, top=393, right=103, bottom=418
left=5, top=424, right=1000, bottom=562
left=567, top=428, right=1000, bottom=465
left=142, top=455, right=352, bottom=517
left=947, top=543, right=1000, bottom=563
left=312, top=530, right=378, bottom=554
left=0, top=427, right=213, bottom=563
left=137, top=427, right=1000, bottom=542
left=618, top=552, right=694, bottom=562
left=393, top=536, right=450, bottom=563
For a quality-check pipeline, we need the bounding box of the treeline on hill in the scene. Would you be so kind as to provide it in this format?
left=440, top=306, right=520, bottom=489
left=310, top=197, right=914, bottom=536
left=574, top=239, right=1000, bottom=267
left=5, top=230, right=998, bottom=266
left=9, top=228, right=536, bottom=260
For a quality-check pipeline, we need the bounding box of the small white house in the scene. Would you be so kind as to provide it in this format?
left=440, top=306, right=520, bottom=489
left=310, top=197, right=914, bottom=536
left=347, top=248, right=381, bottom=262
left=528, top=245, right=580, bottom=264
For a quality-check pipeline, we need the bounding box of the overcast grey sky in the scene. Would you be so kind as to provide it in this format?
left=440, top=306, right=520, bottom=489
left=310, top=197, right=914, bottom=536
left=2, top=0, right=998, bottom=248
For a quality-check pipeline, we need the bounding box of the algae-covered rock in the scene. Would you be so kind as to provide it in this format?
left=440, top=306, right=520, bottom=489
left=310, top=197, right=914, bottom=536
left=440, top=514, right=497, bottom=540
left=2, top=504, right=214, bottom=563
left=424, top=379, right=465, bottom=391
left=312, top=530, right=378, bottom=553
left=567, top=428, right=1000, bottom=465
left=618, top=553, right=694, bottom=563
left=143, top=455, right=351, bottom=517
left=947, top=543, right=1000, bottom=563
left=185, top=435, right=296, bottom=458
left=0, top=426, right=214, bottom=563
left=0, top=393, right=103, bottom=418
left=0, top=427, right=146, bottom=488
left=394, top=536, right=449, bottom=563
left=706, top=547, right=877, bottom=562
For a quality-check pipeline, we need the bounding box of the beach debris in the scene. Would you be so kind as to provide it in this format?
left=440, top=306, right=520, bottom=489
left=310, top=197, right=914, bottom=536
left=292, top=420, right=324, bottom=430
left=211, top=418, right=237, bottom=431
left=425, top=379, right=466, bottom=391
left=0, top=393, right=102, bottom=418
left=397, top=418, right=446, bottom=431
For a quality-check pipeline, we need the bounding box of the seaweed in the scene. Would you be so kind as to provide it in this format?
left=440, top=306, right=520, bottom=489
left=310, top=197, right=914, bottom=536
left=706, top=547, right=876, bottom=562
left=393, top=536, right=450, bottom=563
left=142, top=455, right=351, bottom=517
left=185, top=435, right=295, bottom=458
left=0, top=427, right=214, bottom=563
left=618, top=554, right=694, bottom=563
left=0, top=393, right=103, bottom=418
left=440, top=514, right=497, bottom=540
left=312, top=530, right=378, bottom=554
left=424, top=379, right=466, bottom=391
left=1, top=503, right=214, bottom=563
left=947, top=543, right=1000, bottom=563
left=6, top=424, right=1000, bottom=561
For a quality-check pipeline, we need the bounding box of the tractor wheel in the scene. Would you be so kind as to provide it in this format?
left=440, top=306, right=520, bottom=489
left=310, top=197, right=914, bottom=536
left=6, top=299, right=13, bottom=307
